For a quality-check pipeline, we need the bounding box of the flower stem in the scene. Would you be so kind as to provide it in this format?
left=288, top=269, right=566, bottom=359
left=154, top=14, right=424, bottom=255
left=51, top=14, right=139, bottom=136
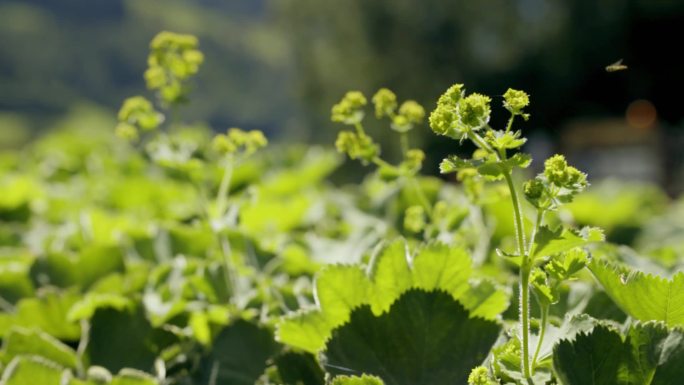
left=503, top=171, right=532, bottom=380
left=216, top=156, right=234, bottom=216
left=466, top=128, right=532, bottom=379
left=532, top=304, right=549, bottom=369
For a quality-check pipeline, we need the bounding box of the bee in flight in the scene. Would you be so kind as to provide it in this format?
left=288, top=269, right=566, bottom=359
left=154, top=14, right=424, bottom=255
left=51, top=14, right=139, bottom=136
left=606, top=59, right=628, bottom=72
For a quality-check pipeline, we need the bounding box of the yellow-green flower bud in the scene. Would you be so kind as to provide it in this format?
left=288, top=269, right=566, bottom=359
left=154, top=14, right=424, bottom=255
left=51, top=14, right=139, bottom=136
left=145, top=31, right=203, bottom=104
left=544, top=154, right=568, bottom=185
left=428, top=105, right=457, bottom=137
left=331, top=91, right=367, bottom=125
left=117, top=96, right=162, bottom=132
left=144, top=67, right=167, bottom=89
left=115, top=123, right=139, bottom=142
left=213, top=128, right=267, bottom=156
left=458, top=93, right=491, bottom=130
left=335, top=131, right=378, bottom=163
left=372, top=88, right=397, bottom=118
left=565, top=165, right=587, bottom=188
left=404, top=205, right=426, bottom=233
left=437, top=84, right=465, bottom=107
left=392, top=101, right=425, bottom=132
left=523, top=178, right=544, bottom=202
left=467, top=366, right=496, bottom=385
left=503, top=88, right=530, bottom=116
left=211, top=134, right=236, bottom=155
left=399, top=100, right=425, bottom=123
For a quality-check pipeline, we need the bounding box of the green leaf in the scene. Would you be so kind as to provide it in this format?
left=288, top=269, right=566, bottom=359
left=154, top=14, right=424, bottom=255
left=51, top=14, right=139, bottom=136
left=196, top=319, right=279, bottom=385
left=532, top=225, right=604, bottom=260
left=411, top=243, right=472, bottom=298
left=1, top=327, right=78, bottom=369
left=505, top=152, right=532, bottom=169
left=0, top=289, right=81, bottom=339
left=110, top=369, right=159, bottom=385
left=277, top=309, right=329, bottom=353
left=277, top=242, right=508, bottom=353
left=331, top=375, right=385, bottom=385
left=439, top=156, right=475, bottom=174
left=274, top=351, right=325, bottom=385
left=324, top=289, right=500, bottom=385
left=34, top=245, right=124, bottom=290
left=589, top=260, right=684, bottom=327
left=553, top=321, right=684, bottom=385
left=368, top=241, right=412, bottom=314
left=0, top=253, right=35, bottom=303
left=67, top=293, right=133, bottom=322
left=87, top=306, right=161, bottom=373
left=315, top=265, right=371, bottom=325
left=553, top=324, right=629, bottom=385
left=0, top=356, right=65, bottom=385
left=459, top=278, right=511, bottom=320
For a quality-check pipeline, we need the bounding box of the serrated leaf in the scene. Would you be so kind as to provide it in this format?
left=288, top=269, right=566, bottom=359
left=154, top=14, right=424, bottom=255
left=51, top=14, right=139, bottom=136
left=553, top=321, right=684, bottom=385
left=0, top=356, right=65, bottom=385
left=277, top=309, right=329, bottom=353
left=87, top=306, right=159, bottom=372
left=67, top=293, right=133, bottom=322
left=459, top=278, right=510, bottom=320
left=553, top=324, right=629, bottom=385
left=411, top=243, right=472, bottom=297
left=505, top=152, right=532, bottom=169
left=278, top=243, right=508, bottom=353
left=1, top=327, right=79, bottom=370
left=196, top=319, right=279, bottom=385
left=589, top=260, right=684, bottom=327
left=324, top=289, right=500, bottom=385
left=111, top=369, right=159, bottom=385
left=368, top=240, right=412, bottom=314
left=274, top=351, right=325, bottom=385
left=0, top=290, right=81, bottom=339
left=439, top=156, right=475, bottom=174
left=315, top=265, right=371, bottom=325
left=532, top=225, right=603, bottom=260
left=476, top=162, right=504, bottom=178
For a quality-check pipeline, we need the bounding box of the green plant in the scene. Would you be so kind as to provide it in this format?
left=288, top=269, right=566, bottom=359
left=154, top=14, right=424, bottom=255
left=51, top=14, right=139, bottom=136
left=429, top=83, right=602, bottom=381
left=4, top=30, right=684, bottom=385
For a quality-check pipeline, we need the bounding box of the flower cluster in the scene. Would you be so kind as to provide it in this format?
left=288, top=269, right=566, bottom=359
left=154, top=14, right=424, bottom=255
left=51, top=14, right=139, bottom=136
left=331, top=91, right=367, bottom=125
left=144, top=31, right=204, bottom=105
left=372, top=88, right=397, bottom=119
left=403, top=205, right=426, bottom=233
left=212, top=128, right=268, bottom=157
left=524, top=154, right=588, bottom=209
left=334, top=131, right=379, bottom=164
left=503, top=88, right=530, bottom=119
left=115, top=96, right=163, bottom=141
left=429, top=84, right=492, bottom=140
left=391, top=100, right=425, bottom=132
left=468, top=366, right=497, bottom=385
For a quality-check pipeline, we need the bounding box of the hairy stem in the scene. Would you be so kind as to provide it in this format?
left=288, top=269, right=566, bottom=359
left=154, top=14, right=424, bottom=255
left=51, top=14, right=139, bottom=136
left=505, top=114, right=516, bottom=133
left=467, top=128, right=531, bottom=378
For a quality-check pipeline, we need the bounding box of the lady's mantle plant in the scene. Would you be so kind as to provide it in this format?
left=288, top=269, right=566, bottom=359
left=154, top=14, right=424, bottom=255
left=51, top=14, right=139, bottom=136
left=429, top=84, right=601, bottom=382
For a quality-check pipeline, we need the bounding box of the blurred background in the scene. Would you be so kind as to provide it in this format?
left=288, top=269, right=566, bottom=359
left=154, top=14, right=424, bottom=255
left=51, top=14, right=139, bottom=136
left=1, top=0, right=683, bottom=192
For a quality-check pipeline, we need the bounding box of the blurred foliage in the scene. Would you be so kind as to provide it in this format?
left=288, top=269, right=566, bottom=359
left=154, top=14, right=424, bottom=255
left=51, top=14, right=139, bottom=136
left=1, top=0, right=683, bottom=156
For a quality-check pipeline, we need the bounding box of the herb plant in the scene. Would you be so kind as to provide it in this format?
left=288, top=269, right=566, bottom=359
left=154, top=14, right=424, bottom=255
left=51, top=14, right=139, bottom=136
left=1, top=31, right=684, bottom=385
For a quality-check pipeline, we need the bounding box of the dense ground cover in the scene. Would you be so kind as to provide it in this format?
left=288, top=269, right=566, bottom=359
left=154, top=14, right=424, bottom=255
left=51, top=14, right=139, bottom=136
left=1, top=32, right=683, bottom=385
